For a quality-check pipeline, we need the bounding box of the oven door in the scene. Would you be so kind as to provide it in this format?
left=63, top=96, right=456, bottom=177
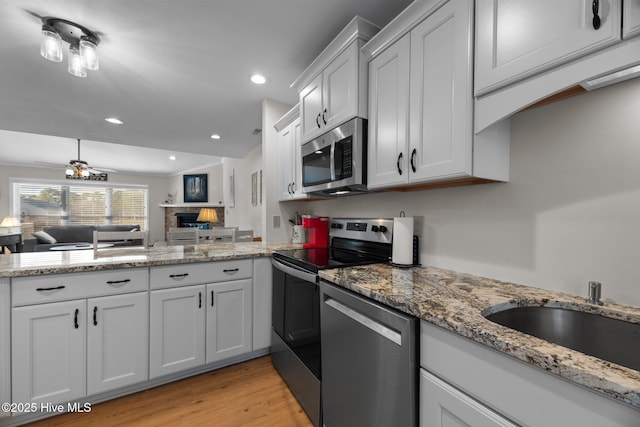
left=271, top=257, right=321, bottom=378
left=271, top=256, right=322, bottom=426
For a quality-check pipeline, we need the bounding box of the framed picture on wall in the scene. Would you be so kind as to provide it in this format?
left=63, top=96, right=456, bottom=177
left=251, top=171, right=258, bottom=206
left=228, top=169, right=235, bottom=208
left=183, top=174, right=208, bottom=203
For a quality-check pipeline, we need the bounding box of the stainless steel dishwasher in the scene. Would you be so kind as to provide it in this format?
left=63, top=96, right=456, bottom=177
left=320, top=280, right=418, bottom=427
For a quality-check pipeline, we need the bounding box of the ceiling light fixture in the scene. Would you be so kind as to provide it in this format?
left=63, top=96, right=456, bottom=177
left=40, top=17, right=100, bottom=78
left=105, top=117, right=124, bottom=125
left=169, top=155, right=177, bottom=160
left=251, top=74, right=266, bottom=84
left=210, top=134, right=221, bottom=140
left=65, top=139, right=101, bottom=177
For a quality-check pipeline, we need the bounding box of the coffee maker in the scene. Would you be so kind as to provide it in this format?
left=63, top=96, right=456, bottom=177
left=302, top=216, right=329, bottom=248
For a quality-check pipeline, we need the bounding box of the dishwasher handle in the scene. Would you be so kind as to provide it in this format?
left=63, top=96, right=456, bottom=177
left=324, top=296, right=402, bottom=346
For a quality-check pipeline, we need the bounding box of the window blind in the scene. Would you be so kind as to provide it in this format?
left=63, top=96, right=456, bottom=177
left=13, top=180, right=148, bottom=232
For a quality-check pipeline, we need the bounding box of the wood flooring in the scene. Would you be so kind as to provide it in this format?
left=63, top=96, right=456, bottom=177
left=28, top=356, right=313, bottom=427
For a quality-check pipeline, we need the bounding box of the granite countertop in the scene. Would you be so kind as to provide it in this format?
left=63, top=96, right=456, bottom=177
left=0, top=242, right=299, bottom=278
left=319, top=264, right=640, bottom=409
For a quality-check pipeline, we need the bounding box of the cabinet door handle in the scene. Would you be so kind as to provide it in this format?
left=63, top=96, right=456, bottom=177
left=169, top=273, right=189, bottom=279
left=410, top=148, right=417, bottom=173
left=74, top=308, right=79, bottom=329
left=592, top=0, right=601, bottom=30
left=291, top=182, right=296, bottom=193
left=322, top=108, right=327, bottom=125
left=397, top=152, right=403, bottom=175
left=223, top=268, right=239, bottom=273
left=199, top=292, right=202, bottom=309
left=106, top=279, right=131, bottom=285
left=211, top=290, right=215, bottom=307
left=36, top=285, right=65, bottom=291
left=93, top=306, right=98, bottom=326
left=288, top=183, right=293, bottom=194
left=316, top=113, right=321, bottom=128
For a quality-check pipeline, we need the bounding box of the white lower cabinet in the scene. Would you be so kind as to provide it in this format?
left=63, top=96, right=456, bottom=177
left=0, top=280, right=9, bottom=419
left=149, top=285, right=206, bottom=378
left=87, top=292, right=148, bottom=395
left=420, top=369, right=516, bottom=427
left=12, top=292, right=148, bottom=405
left=420, top=321, right=640, bottom=426
left=12, top=300, right=86, bottom=405
left=205, top=279, right=252, bottom=363
left=149, top=261, right=254, bottom=378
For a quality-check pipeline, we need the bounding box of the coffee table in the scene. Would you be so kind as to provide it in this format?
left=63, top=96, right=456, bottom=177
left=49, top=243, right=114, bottom=251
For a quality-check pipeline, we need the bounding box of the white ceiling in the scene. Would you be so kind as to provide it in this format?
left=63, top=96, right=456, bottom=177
left=0, top=0, right=413, bottom=176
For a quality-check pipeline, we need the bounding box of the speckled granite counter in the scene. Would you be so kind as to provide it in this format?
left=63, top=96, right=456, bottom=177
left=0, top=242, right=299, bottom=278
left=319, top=264, right=640, bottom=410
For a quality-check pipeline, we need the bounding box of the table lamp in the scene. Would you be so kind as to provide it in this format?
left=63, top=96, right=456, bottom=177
left=196, top=208, right=219, bottom=228
left=0, top=216, right=21, bottom=235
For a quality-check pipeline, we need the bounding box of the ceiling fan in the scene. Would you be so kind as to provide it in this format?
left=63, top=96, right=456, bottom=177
left=35, top=138, right=117, bottom=176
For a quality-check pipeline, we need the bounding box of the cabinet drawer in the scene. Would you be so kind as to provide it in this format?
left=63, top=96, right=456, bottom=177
left=150, top=260, right=252, bottom=290
left=12, top=268, right=149, bottom=307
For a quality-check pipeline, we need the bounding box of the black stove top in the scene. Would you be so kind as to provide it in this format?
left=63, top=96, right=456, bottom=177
left=273, top=247, right=387, bottom=273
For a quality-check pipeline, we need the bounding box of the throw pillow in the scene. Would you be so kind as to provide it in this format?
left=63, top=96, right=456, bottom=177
left=32, top=230, right=57, bottom=244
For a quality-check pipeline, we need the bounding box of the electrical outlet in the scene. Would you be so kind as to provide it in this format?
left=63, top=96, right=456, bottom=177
left=273, top=215, right=280, bottom=228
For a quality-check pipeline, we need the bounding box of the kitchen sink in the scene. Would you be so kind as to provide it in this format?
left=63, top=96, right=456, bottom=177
left=484, top=305, right=640, bottom=372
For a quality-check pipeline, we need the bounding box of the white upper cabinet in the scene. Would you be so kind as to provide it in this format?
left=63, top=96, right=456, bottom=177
left=293, top=16, right=379, bottom=145
left=299, top=39, right=362, bottom=143
left=367, top=0, right=508, bottom=190
left=475, top=0, right=622, bottom=96
left=624, top=0, right=640, bottom=38
left=367, top=33, right=410, bottom=188
left=409, top=0, right=473, bottom=182
left=275, top=105, right=307, bottom=200
left=300, top=74, right=324, bottom=142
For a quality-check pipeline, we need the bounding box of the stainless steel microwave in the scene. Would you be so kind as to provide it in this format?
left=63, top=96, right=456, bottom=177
left=300, top=117, right=367, bottom=197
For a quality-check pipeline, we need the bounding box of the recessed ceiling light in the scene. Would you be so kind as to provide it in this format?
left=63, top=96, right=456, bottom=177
left=169, top=155, right=177, bottom=160
left=105, top=117, right=124, bottom=125
left=210, top=134, right=221, bottom=140
left=251, top=74, right=266, bottom=84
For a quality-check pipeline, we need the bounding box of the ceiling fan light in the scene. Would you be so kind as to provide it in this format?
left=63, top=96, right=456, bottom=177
left=66, top=166, right=75, bottom=176
left=68, top=45, right=87, bottom=78
left=40, top=28, right=63, bottom=62
left=79, top=37, right=99, bottom=70
left=81, top=168, right=90, bottom=177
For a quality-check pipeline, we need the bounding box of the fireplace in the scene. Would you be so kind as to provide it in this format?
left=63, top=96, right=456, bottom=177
left=162, top=206, right=224, bottom=240
left=175, top=212, right=209, bottom=229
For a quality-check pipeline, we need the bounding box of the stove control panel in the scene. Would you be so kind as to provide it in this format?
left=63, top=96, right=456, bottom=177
left=329, top=218, right=393, bottom=243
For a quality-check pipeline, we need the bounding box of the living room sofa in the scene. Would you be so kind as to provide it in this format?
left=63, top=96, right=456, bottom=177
left=23, top=224, right=142, bottom=252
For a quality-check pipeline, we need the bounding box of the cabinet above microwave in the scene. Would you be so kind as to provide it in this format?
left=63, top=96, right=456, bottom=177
left=291, top=16, right=379, bottom=145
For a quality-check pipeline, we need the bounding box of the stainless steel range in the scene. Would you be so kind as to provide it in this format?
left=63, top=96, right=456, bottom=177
left=270, top=218, right=395, bottom=426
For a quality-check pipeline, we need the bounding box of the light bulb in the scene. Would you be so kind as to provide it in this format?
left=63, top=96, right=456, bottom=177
left=80, top=37, right=99, bottom=70
left=66, top=167, right=74, bottom=176
left=68, top=45, right=87, bottom=78
left=81, top=169, right=90, bottom=177
left=40, top=28, right=63, bottom=62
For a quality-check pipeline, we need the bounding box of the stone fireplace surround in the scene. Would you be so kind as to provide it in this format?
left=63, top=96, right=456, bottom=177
left=163, top=206, right=224, bottom=240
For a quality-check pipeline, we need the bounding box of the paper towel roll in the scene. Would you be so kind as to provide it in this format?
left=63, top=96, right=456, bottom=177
left=392, top=216, right=414, bottom=266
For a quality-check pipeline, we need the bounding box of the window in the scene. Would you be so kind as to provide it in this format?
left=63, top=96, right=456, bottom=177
left=11, top=179, right=148, bottom=232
